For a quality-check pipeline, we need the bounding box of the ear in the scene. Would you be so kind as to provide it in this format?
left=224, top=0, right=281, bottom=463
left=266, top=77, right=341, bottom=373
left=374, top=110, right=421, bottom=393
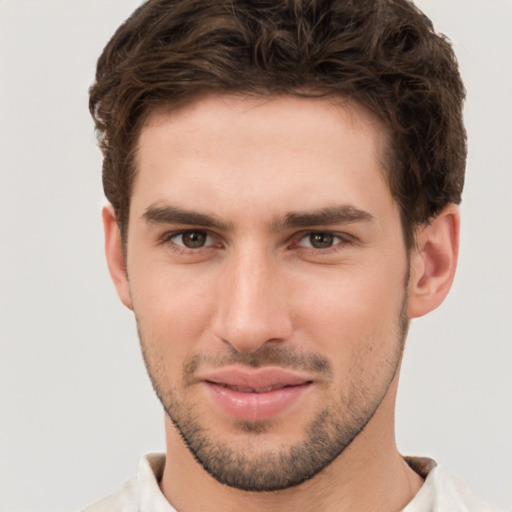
left=102, top=204, right=133, bottom=310
left=407, top=204, right=460, bottom=319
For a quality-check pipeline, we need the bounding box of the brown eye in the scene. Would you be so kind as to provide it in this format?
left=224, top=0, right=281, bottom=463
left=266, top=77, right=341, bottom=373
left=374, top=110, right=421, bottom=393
left=173, top=231, right=209, bottom=248
left=308, top=232, right=334, bottom=249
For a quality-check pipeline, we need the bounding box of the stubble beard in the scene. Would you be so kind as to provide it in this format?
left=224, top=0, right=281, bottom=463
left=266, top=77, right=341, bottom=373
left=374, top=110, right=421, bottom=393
left=137, top=293, right=409, bottom=492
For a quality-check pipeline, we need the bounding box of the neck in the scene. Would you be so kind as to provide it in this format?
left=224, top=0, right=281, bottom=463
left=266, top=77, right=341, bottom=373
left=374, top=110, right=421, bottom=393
left=159, top=373, right=423, bottom=512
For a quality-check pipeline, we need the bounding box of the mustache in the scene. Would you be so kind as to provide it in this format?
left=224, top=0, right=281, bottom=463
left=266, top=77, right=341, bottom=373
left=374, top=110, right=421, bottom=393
left=184, top=344, right=332, bottom=383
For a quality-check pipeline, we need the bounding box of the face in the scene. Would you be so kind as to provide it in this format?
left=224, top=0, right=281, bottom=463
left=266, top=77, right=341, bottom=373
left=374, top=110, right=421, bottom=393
left=123, top=95, right=410, bottom=491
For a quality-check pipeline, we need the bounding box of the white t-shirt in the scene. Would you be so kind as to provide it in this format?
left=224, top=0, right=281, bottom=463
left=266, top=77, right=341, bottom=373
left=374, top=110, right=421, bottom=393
left=81, top=453, right=500, bottom=511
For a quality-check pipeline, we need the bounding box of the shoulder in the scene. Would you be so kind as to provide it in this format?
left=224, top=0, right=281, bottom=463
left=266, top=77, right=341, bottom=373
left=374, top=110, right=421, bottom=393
left=404, top=457, right=503, bottom=512
left=425, top=465, right=501, bottom=511
left=80, top=476, right=138, bottom=512
left=80, top=477, right=139, bottom=512
left=79, top=453, right=171, bottom=512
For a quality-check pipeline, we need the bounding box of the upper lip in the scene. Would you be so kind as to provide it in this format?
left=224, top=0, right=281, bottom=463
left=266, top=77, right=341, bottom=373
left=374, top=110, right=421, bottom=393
left=201, top=366, right=312, bottom=391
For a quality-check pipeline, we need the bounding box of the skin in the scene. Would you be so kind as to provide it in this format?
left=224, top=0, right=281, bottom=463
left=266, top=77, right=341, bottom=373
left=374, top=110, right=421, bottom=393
left=104, top=95, right=459, bottom=511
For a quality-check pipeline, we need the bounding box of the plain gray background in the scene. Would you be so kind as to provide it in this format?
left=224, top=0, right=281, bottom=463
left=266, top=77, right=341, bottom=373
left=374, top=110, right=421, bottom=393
left=1, top=1, right=511, bottom=510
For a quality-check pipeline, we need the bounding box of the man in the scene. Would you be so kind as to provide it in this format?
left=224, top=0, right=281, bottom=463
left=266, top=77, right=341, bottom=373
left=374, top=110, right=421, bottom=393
left=83, top=0, right=496, bottom=510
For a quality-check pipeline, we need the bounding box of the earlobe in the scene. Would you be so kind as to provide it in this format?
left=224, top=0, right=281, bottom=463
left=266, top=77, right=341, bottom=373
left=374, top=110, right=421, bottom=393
left=102, top=204, right=133, bottom=310
left=407, top=204, right=460, bottom=319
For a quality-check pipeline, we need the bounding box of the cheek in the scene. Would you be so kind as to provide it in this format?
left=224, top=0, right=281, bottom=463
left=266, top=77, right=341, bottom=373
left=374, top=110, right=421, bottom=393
left=292, top=273, right=406, bottom=401
left=129, top=264, right=218, bottom=364
left=128, top=240, right=408, bottom=376
left=291, top=259, right=407, bottom=359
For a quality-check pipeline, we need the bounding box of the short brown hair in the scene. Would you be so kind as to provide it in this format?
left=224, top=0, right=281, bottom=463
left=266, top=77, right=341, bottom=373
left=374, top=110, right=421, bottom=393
left=89, top=0, right=466, bottom=248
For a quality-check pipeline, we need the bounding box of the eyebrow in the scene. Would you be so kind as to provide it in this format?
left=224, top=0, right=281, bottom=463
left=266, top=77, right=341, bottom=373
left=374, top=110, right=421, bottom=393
left=142, top=204, right=232, bottom=230
left=271, top=205, right=375, bottom=230
left=142, top=203, right=374, bottom=231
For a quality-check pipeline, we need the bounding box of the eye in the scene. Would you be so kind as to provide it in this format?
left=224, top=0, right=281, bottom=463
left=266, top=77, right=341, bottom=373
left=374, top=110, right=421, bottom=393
left=297, top=232, right=346, bottom=249
left=168, top=230, right=212, bottom=249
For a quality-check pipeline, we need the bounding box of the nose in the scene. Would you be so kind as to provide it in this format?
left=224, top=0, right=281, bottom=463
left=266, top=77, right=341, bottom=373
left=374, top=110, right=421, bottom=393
left=212, top=248, right=293, bottom=353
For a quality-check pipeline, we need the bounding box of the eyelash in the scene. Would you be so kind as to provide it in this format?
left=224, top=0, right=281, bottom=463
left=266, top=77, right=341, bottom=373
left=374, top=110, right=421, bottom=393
left=159, top=230, right=217, bottom=255
left=159, top=230, right=354, bottom=255
left=291, top=232, right=353, bottom=253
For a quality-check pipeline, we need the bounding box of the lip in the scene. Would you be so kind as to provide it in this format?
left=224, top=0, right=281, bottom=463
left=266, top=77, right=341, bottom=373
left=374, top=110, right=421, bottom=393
left=202, top=367, right=313, bottom=421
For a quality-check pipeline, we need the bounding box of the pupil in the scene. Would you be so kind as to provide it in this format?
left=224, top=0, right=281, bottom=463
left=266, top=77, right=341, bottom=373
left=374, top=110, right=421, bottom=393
left=310, top=233, right=333, bottom=249
left=183, top=232, right=206, bottom=248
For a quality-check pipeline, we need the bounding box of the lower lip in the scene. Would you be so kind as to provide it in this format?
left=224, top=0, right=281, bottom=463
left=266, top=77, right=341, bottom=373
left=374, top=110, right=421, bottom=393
left=205, top=382, right=311, bottom=421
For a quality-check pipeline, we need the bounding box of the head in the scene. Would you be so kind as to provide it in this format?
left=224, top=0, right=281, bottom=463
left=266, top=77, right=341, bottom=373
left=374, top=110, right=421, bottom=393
left=90, top=0, right=465, bottom=494
left=90, top=0, right=466, bottom=251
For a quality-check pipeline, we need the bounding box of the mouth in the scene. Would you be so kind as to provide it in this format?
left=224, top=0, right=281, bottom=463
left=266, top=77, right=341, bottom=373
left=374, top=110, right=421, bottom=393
left=201, top=367, right=313, bottom=421
left=209, top=382, right=300, bottom=393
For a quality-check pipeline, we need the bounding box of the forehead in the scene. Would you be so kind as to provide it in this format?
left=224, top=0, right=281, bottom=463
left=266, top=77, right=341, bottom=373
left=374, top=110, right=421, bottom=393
left=132, top=94, right=394, bottom=224
left=140, top=93, right=388, bottom=158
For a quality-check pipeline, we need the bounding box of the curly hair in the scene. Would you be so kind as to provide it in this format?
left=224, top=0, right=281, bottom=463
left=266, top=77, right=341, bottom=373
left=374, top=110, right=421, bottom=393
left=89, top=0, right=466, bottom=249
